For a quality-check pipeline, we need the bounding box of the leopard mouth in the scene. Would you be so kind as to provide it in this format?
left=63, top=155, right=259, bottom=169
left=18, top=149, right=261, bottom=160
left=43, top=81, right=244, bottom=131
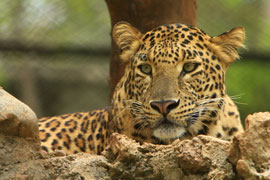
left=152, top=118, right=187, bottom=140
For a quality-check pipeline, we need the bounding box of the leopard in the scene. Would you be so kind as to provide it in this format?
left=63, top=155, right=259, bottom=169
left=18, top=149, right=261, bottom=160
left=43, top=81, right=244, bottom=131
left=39, top=21, right=245, bottom=155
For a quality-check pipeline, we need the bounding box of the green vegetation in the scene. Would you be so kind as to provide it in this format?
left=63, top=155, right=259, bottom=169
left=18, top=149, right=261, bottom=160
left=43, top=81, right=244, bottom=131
left=0, top=64, right=6, bottom=86
left=197, top=0, right=270, bottom=54
left=0, top=74, right=5, bottom=86
left=226, top=59, right=270, bottom=121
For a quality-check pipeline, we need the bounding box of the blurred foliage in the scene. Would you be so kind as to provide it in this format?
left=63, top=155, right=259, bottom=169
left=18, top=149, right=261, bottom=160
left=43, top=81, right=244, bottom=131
left=0, top=67, right=6, bottom=86
left=226, top=59, right=270, bottom=121
left=197, top=0, right=270, bottom=54
left=0, top=0, right=269, bottom=118
left=0, top=0, right=110, bottom=47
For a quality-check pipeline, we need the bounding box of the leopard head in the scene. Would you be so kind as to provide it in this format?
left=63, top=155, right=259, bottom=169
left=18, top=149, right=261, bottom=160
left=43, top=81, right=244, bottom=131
left=111, top=21, right=245, bottom=143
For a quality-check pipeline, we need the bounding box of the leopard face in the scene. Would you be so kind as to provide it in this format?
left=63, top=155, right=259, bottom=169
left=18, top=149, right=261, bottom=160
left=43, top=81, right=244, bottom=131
left=112, top=22, right=245, bottom=143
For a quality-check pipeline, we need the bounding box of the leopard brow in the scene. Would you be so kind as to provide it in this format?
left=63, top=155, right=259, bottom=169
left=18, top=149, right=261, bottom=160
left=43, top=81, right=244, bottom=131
left=181, top=49, right=197, bottom=61
left=186, top=49, right=197, bottom=59
left=181, top=49, right=196, bottom=60
left=137, top=53, right=148, bottom=61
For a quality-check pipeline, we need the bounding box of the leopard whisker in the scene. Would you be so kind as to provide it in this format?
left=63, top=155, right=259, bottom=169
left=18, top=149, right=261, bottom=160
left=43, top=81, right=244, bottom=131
left=229, top=93, right=245, bottom=99
left=232, top=101, right=248, bottom=105
left=197, top=97, right=225, bottom=105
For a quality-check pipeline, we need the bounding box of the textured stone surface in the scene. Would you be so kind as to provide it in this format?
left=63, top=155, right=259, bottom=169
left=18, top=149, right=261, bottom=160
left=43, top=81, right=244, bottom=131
left=0, top=132, right=234, bottom=180
left=228, top=112, right=270, bottom=180
left=104, top=133, right=234, bottom=180
left=0, top=87, right=39, bottom=141
left=0, top=135, right=40, bottom=167
left=0, top=144, right=110, bottom=180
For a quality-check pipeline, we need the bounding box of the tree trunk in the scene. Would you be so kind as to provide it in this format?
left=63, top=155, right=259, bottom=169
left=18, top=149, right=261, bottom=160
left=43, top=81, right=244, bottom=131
left=106, top=0, right=197, bottom=99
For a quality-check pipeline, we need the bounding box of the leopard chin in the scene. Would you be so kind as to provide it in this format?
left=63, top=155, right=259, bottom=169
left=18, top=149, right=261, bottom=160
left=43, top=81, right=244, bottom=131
left=153, top=122, right=187, bottom=140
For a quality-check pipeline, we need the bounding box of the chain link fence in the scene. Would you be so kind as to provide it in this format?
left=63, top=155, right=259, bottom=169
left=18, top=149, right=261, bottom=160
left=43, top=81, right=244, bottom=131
left=0, top=0, right=269, bottom=120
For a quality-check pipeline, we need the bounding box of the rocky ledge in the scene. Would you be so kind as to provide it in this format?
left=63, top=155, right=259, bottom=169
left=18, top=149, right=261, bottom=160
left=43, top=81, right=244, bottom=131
left=0, top=87, right=269, bottom=180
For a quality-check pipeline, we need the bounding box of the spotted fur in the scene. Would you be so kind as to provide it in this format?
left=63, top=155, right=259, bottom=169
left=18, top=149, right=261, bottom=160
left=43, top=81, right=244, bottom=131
left=39, top=22, right=245, bottom=154
left=39, top=108, right=110, bottom=154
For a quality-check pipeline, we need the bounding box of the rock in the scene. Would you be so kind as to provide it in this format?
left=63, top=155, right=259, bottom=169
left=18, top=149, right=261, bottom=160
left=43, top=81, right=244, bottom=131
left=0, top=87, right=39, bottom=141
left=104, top=133, right=234, bottom=180
left=0, top=135, right=41, bottom=168
left=0, top=146, right=110, bottom=180
left=42, top=153, right=110, bottom=180
left=228, top=112, right=270, bottom=179
left=177, top=136, right=234, bottom=179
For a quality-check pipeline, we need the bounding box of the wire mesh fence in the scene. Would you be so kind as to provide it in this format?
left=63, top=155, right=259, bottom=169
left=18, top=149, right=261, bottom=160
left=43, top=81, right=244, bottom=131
left=0, top=0, right=269, bottom=121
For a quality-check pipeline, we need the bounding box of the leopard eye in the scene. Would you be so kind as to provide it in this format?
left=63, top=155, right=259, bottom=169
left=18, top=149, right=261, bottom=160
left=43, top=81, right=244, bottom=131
left=138, top=64, right=152, bottom=75
left=183, top=62, right=198, bottom=73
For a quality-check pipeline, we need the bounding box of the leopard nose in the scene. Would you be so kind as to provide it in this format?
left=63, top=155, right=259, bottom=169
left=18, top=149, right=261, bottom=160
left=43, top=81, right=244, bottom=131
left=150, top=100, right=180, bottom=115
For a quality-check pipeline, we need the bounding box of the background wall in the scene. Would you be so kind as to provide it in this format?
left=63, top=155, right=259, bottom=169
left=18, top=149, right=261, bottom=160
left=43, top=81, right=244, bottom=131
left=0, top=0, right=269, bottom=125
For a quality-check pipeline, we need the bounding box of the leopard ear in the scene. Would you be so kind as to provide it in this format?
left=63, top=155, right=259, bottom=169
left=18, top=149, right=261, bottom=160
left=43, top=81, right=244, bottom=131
left=113, top=21, right=142, bottom=62
left=209, top=27, right=245, bottom=69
